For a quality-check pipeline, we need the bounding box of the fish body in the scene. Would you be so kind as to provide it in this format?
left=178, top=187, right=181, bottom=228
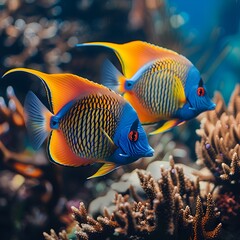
left=3, top=68, right=154, bottom=178
left=77, top=41, right=216, bottom=134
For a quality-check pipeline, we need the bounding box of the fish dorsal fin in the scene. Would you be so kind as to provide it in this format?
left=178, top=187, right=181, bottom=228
left=3, top=68, right=107, bottom=114
left=78, top=41, right=185, bottom=78
left=48, top=130, right=94, bottom=167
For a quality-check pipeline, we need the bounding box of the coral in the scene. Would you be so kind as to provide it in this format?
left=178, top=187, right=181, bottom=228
left=0, top=86, right=49, bottom=178
left=0, top=86, right=25, bottom=146
left=43, top=157, right=222, bottom=240
left=43, top=229, right=68, bottom=240
left=195, top=85, right=240, bottom=232
left=195, top=84, right=240, bottom=186
left=215, top=191, right=240, bottom=224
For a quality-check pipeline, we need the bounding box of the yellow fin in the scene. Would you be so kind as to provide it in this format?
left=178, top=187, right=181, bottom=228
left=79, top=41, right=187, bottom=78
left=87, top=163, right=117, bottom=179
left=48, top=130, right=94, bottom=167
left=100, top=127, right=118, bottom=151
left=173, top=76, right=186, bottom=107
left=149, top=119, right=182, bottom=135
left=3, top=68, right=110, bottom=114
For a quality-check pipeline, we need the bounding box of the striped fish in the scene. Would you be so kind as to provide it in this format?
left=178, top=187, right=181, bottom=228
left=77, top=41, right=216, bottom=134
left=3, top=68, right=154, bottom=178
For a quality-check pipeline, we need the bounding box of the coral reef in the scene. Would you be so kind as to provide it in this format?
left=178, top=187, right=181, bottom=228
left=0, top=2, right=239, bottom=239
left=195, top=84, right=240, bottom=186
left=195, top=84, right=240, bottom=229
left=43, top=157, right=221, bottom=240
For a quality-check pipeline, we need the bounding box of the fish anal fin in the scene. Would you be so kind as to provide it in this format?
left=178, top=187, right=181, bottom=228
left=48, top=130, right=94, bottom=167
left=3, top=68, right=108, bottom=114
left=149, top=119, right=183, bottom=135
left=87, top=162, right=117, bottom=179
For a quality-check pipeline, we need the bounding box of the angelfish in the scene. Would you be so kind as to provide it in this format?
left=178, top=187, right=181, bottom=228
left=3, top=69, right=154, bottom=178
left=76, top=41, right=216, bottom=134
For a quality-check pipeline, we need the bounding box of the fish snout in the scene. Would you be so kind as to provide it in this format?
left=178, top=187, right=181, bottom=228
left=144, top=147, right=154, bottom=157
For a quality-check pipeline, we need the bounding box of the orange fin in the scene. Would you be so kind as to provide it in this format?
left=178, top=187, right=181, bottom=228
left=77, top=41, right=186, bottom=78
left=87, top=162, right=118, bottom=179
left=3, top=68, right=108, bottom=114
left=48, top=130, right=94, bottom=167
left=149, top=119, right=183, bottom=135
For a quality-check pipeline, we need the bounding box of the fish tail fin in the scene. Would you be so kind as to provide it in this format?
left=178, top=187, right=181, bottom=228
left=24, top=91, right=53, bottom=150
left=101, top=59, right=126, bottom=93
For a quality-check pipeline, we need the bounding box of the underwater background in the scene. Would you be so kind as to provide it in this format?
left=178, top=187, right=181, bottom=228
left=0, top=0, right=239, bottom=239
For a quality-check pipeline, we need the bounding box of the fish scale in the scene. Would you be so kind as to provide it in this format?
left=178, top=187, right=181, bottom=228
left=133, top=58, right=189, bottom=118
left=59, top=94, right=123, bottom=160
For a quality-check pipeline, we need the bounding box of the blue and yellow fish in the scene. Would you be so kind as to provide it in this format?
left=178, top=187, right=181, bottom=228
left=77, top=41, right=216, bottom=134
left=3, top=69, right=154, bottom=178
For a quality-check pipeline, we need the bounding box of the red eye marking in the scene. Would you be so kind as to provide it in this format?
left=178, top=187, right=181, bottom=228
left=197, top=87, right=205, bottom=96
left=128, top=130, right=139, bottom=142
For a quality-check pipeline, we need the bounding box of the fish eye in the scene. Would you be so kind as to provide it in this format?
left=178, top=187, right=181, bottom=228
left=197, top=87, right=205, bottom=96
left=128, top=130, right=139, bottom=142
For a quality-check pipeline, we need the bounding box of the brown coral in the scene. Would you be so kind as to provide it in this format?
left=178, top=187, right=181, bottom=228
left=195, top=84, right=240, bottom=186
left=195, top=85, right=240, bottom=230
left=43, top=157, right=222, bottom=240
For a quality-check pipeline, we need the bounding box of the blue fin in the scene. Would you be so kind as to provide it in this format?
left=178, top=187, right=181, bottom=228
left=24, top=91, right=53, bottom=150
left=101, top=59, right=126, bottom=93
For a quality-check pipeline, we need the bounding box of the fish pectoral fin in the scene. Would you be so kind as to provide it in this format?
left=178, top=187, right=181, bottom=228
left=173, top=75, right=186, bottom=105
left=48, top=130, right=94, bottom=167
left=87, top=163, right=118, bottom=179
left=100, top=127, right=118, bottom=151
left=149, top=119, right=183, bottom=135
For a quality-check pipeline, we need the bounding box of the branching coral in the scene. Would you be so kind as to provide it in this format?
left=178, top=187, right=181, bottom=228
left=195, top=84, right=240, bottom=186
left=195, top=85, right=240, bottom=229
left=0, top=86, right=25, bottom=137
left=0, top=86, right=49, bottom=178
left=43, top=157, right=221, bottom=240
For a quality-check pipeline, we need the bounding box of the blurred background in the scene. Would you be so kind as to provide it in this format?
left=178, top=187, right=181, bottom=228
left=0, top=0, right=239, bottom=239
